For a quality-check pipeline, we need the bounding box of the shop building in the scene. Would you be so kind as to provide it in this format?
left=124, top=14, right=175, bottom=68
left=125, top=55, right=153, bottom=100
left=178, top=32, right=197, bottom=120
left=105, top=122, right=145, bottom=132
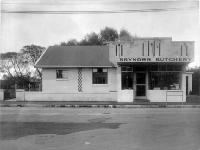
left=33, top=37, right=194, bottom=102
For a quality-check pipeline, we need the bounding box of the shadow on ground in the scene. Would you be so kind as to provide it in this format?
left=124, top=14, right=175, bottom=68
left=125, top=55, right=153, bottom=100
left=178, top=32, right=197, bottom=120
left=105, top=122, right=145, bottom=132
left=0, top=120, right=122, bottom=140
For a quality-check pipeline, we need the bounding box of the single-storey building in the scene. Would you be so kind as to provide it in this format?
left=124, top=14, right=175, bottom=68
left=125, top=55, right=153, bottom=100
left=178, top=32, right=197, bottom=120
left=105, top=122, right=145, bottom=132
left=23, top=37, right=193, bottom=102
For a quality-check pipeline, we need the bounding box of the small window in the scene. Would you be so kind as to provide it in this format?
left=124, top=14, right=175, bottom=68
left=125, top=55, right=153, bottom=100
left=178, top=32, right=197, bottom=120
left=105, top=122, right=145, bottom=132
left=159, top=43, right=161, bottom=56
left=152, top=41, right=155, bottom=56
left=148, top=41, right=150, bottom=56
left=181, top=45, right=183, bottom=56
left=115, top=45, right=117, bottom=56
left=121, top=45, right=123, bottom=56
left=56, top=70, right=68, bottom=79
left=56, top=70, right=63, bottom=78
left=142, top=43, right=144, bottom=56
left=92, top=68, right=108, bottom=84
left=186, top=46, right=188, bottom=56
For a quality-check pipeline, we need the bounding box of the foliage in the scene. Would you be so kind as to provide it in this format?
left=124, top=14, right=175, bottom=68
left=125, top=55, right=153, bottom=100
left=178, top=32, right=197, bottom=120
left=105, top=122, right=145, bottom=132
left=119, top=29, right=133, bottom=41
left=100, top=27, right=119, bottom=42
left=20, top=45, right=46, bottom=79
left=0, top=53, right=31, bottom=79
left=0, top=52, right=18, bottom=59
left=20, top=45, right=45, bottom=64
left=0, top=44, right=45, bottom=91
left=60, top=39, right=78, bottom=46
left=79, top=32, right=102, bottom=45
left=59, top=27, right=120, bottom=46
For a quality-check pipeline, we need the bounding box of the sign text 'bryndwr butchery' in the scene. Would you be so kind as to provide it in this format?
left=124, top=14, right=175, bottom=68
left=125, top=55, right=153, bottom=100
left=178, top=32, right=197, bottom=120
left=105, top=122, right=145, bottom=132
left=118, top=57, right=192, bottom=62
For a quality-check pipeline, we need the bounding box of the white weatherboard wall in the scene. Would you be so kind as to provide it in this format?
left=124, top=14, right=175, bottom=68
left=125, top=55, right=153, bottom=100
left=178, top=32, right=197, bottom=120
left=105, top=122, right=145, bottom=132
left=18, top=68, right=117, bottom=101
left=147, top=90, right=185, bottom=102
left=0, top=89, right=4, bottom=101
left=42, top=68, right=78, bottom=93
left=16, top=92, right=116, bottom=101
left=147, top=90, right=166, bottom=102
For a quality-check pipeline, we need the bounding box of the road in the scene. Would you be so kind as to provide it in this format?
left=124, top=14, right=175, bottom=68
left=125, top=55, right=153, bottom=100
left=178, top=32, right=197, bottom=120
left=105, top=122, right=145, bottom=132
left=1, top=107, right=200, bottom=150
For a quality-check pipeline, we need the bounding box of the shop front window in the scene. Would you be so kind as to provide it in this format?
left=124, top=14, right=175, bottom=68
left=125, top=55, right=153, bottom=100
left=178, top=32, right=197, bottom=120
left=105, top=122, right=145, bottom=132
left=121, top=66, right=133, bottom=90
left=149, top=72, right=180, bottom=90
left=92, top=68, right=108, bottom=84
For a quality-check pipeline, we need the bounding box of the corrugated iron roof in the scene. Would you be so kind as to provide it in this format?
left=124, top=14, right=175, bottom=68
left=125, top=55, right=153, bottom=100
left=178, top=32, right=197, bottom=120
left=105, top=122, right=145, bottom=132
left=35, top=45, right=114, bottom=68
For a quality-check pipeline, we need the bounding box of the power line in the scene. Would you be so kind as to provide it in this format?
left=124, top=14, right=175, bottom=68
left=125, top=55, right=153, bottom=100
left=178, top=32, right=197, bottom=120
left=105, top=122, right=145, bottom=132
left=1, top=7, right=197, bottom=14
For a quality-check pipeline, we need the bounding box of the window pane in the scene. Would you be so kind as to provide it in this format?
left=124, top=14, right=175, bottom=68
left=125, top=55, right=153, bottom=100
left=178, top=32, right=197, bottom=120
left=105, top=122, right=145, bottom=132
left=135, top=66, right=146, bottom=71
left=121, top=66, right=133, bottom=72
left=149, top=72, right=180, bottom=90
left=56, top=70, right=63, bottom=78
left=92, top=68, right=108, bottom=84
left=122, top=72, right=133, bottom=89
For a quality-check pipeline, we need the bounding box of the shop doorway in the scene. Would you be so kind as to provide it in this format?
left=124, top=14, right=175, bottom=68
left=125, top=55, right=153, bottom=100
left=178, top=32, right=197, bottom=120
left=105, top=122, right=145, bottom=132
left=136, top=72, right=146, bottom=98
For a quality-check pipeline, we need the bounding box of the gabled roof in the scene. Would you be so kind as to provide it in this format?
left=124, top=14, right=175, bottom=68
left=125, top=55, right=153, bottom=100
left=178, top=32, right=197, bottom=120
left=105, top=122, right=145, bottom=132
left=35, top=46, right=114, bottom=68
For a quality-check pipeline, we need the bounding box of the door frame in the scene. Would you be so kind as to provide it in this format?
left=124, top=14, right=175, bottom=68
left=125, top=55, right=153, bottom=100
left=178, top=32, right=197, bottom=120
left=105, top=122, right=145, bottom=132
left=134, top=71, right=147, bottom=99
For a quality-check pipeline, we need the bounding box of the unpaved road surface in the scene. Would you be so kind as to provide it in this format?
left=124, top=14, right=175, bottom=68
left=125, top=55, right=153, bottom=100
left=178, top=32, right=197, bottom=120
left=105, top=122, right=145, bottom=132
left=1, top=107, right=200, bottom=150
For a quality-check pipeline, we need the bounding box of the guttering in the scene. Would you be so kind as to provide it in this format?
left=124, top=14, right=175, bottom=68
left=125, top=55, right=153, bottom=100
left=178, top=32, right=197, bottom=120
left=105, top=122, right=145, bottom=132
left=34, top=65, right=117, bottom=68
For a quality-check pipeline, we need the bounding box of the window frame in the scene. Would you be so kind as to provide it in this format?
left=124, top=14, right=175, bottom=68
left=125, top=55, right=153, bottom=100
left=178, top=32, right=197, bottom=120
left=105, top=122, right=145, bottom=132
left=121, top=66, right=134, bottom=90
left=92, top=68, right=108, bottom=84
left=56, top=69, right=69, bottom=80
left=148, top=71, right=181, bottom=90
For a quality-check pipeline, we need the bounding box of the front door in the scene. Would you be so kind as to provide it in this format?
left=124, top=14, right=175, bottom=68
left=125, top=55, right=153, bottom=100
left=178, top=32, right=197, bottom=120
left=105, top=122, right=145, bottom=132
left=136, top=72, right=146, bottom=98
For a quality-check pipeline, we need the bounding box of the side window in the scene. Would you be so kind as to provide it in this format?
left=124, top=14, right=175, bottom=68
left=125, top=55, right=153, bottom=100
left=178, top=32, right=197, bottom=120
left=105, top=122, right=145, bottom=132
left=56, top=70, right=68, bottom=79
left=56, top=70, right=63, bottom=79
left=92, top=68, right=108, bottom=84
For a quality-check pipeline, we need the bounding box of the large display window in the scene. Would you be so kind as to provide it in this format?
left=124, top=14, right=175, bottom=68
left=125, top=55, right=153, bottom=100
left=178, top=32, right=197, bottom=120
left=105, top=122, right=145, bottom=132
left=121, top=66, right=133, bottom=90
left=149, top=72, right=181, bottom=90
left=148, top=64, right=182, bottom=90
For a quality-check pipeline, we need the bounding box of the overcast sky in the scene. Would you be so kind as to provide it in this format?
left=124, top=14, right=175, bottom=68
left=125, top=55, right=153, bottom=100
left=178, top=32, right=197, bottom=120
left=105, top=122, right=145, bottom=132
left=1, top=0, right=200, bottom=66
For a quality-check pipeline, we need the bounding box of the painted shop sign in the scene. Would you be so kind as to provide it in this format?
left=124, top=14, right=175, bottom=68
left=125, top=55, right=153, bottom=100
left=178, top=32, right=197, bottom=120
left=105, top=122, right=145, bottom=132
left=118, top=57, right=192, bottom=62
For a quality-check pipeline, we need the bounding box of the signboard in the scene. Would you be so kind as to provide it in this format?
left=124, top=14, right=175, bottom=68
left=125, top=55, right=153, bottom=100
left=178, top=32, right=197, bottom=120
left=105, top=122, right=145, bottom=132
left=118, top=57, right=192, bottom=62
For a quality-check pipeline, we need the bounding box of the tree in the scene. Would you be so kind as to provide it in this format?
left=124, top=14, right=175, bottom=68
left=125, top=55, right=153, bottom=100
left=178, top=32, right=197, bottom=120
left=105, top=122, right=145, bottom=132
left=60, top=39, right=78, bottom=46
left=79, top=32, right=102, bottom=45
left=20, top=45, right=46, bottom=79
left=0, top=53, right=32, bottom=82
left=119, top=29, right=133, bottom=41
left=100, top=27, right=118, bottom=42
left=0, top=52, right=18, bottom=59
left=60, top=42, right=68, bottom=46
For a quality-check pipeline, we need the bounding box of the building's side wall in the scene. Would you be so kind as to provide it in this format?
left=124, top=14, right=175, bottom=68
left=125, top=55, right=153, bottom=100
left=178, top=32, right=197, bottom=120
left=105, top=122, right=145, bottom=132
left=42, top=68, right=78, bottom=93
left=19, top=68, right=117, bottom=101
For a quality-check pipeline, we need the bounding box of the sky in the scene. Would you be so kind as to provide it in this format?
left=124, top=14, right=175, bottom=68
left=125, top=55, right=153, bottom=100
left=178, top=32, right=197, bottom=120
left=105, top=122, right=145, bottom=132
left=0, top=0, right=200, bottom=67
